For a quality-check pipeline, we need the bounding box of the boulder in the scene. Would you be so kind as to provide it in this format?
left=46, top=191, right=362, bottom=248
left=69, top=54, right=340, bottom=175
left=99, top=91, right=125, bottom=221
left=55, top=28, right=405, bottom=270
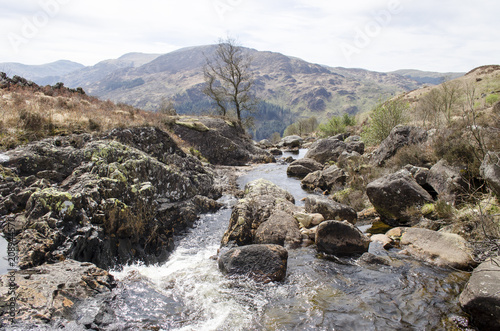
left=371, top=125, right=428, bottom=166
left=254, top=211, right=302, bottom=248
left=293, top=212, right=324, bottom=228
left=0, top=128, right=222, bottom=270
left=286, top=158, right=323, bottom=179
left=301, top=165, right=347, bottom=191
left=281, top=135, right=304, bottom=148
left=427, top=160, right=468, bottom=204
left=404, top=164, right=430, bottom=187
left=345, top=135, right=365, bottom=155
left=480, top=152, right=500, bottom=196
left=221, top=179, right=299, bottom=246
left=366, top=170, right=433, bottom=226
left=400, top=228, right=476, bottom=270
left=218, top=244, right=288, bottom=282
left=459, top=257, right=500, bottom=330
left=370, top=234, right=394, bottom=249
left=0, top=259, right=115, bottom=324
left=304, top=137, right=347, bottom=164
left=315, top=220, right=370, bottom=256
left=173, top=116, right=273, bottom=165
left=305, top=195, right=357, bottom=224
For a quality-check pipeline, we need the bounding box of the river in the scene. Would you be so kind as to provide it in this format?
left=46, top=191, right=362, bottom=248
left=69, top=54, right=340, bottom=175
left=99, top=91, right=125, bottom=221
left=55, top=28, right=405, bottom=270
left=105, top=150, right=471, bottom=330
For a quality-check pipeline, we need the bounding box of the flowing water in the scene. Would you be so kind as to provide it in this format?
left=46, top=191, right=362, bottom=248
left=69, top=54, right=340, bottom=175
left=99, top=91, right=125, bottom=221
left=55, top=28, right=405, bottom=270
left=103, top=150, right=471, bottom=330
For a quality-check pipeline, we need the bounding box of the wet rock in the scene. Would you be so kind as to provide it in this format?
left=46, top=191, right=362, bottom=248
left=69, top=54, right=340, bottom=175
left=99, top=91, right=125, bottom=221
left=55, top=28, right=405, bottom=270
left=370, top=234, right=394, bottom=249
left=427, top=159, right=468, bottom=204
left=286, top=158, right=323, bottom=179
left=315, top=220, right=370, bottom=256
left=459, top=257, right=500, bottom=330
left=305, top=195, right=357, bottom=224
left=304, top=137, right=347, bottom=164
left=400, top=228, right=476, bottom=270
left=173, top=116, right=273, bottom=165
left=371, top=125, right=428, bottom=166
left=254, top=211, right=302, bottom=248
left=280, top=135, right=304, bottom=148
left=480, top=152, right=500, bottom=196
left=366, top=170, right=433, bottom=226
left=218, top=244, right=288, bottom=282
left=221, top=179, right=298, bottom=247
left=301, top=165, right=347, bottom=191
left=0, top=259, right=115, bottom=325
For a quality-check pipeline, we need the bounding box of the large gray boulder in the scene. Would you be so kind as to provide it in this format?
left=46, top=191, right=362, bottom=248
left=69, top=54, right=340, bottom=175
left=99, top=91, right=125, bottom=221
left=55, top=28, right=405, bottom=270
left=221, top=179, right=299, bottom=246
left=480, top=152, right=500, bottom=196
left=371, top=125, right=428, bottom=166
left=304, top=195, right=357, bottom=224
left=304, top=137, right=347, bottom=164
left=218, top=244, right=288, bottom=282
left=0, top=260, right=115, bottom=324
left=281, top=135, right=304, bottom=148
left=400, top=228, right=475, bottom=270
left=366, top=170, right=433, bottom=226
left=301, top=165, right=347, bottom=191
left=315, top=220, right=370, bottom=256
left=0, top=127, right=222, bottom=270
left=345, top=135, right=365, bottom=155
left=254, top=210, right=302, bottom=248
left=427, top=159, right=468, bottom=204
left=286, top=158, right=323, bottom=179
left=459, top=257, right=500, bottom=330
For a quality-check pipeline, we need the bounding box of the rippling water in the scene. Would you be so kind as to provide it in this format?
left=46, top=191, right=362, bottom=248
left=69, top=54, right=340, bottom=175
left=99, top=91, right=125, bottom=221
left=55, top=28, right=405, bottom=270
left=107, top=152, right=471, bottom=330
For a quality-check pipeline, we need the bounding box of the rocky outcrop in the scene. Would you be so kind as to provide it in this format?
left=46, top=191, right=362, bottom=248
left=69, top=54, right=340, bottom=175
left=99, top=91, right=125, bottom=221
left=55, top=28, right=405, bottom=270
left=280, top=135, right=304, bottom=148
left=371, top=125, right=428, bottom=166
left=220, top=179, right=299, bottom=247
left=254, top=211, right=302, bottom=248
left=345, top=135, right=365, bottom=155
left=459, top=257, right=500, bottom=330
left=0, top=127, right=221, bottom=270
left=0, top=260, right=115, bottom=325
left=480, top=152, right=500, bottom=196
left=366, top=170, right=433, bottom=226
left=301, top=165, right=347, bottom=192
left=400, top=228, right=475, bottom=270
left=304, top=137, right=347, bottom=164
left=173, top=116, right=273, bottom=165
left=427, top=160, right=467, bottom=204
left=304, top=195, right=357, bottom=224
left=315, top=220, right=370, bottom=256
left=218, top=244, right=288, bottom=283
left=286, top=158, right=323, bottom=179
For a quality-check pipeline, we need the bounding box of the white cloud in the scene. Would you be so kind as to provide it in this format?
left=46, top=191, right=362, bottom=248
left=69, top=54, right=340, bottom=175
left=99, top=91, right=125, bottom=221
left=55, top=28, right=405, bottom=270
left=0, top=0, right=499, bottom=72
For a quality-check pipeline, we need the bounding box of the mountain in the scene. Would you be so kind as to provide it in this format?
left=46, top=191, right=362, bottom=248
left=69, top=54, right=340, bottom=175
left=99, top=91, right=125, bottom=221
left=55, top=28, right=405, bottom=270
left=391, top=69, right=465, bottom=85
left=0, top=60, right=85, bottom=85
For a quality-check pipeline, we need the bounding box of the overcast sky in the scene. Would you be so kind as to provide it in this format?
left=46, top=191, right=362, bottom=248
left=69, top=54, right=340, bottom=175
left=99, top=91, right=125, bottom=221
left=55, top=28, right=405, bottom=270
left=1, top=0, right=498, bottom=72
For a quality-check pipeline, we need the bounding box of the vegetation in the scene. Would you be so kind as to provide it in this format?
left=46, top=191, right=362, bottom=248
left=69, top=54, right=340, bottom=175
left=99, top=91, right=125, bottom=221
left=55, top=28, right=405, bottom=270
left=283, top=117, right=318, bottom=137
left=318, top=113, right=356, bottom=137
left=203, top=37, right=255, bottom=127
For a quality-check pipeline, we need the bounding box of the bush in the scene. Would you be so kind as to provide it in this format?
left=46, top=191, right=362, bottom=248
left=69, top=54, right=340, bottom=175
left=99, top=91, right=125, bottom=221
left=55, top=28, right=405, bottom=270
left=318, top=113, right=356, bottom=137
left=19, top=108, right=45, bottom=132
left=485, top=93, right=500, bottom=106
left=362, top=97, right=409, bottom=145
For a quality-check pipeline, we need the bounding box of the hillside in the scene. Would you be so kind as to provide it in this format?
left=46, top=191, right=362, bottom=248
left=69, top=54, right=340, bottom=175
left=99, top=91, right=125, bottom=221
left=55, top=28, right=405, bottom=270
left=391, top=69, right=465, bottom=85
left=0, top=60, right=85, bottom=85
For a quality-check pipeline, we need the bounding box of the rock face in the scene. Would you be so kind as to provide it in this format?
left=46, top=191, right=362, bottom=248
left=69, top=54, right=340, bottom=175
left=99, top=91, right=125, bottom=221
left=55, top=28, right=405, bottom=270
left=173, top=116, right=273, bottom=165
left=427, top=159, right=467, bottom=204
left=0, top=259, right=115, bottom=325
left=218, top=244, right=288, bottom=282
left=221, top=179, right=299, bottom=247
left=371, top=125, right=428, bottom=166
left=286, top=158, right=323, bottom=179
left=304, top=195, right=357, bottom=224
left=400, top=228, right=475, bottom=270
left=459, top=257, right=500, bottom=330
left=315, top=220, right=370, bottom=256
left=366, top=170, right=433, bottom=226
left=301, top=165, right=347, bottom=192
left=0, top=127, right=221, bottom=270
left=304, top=137, right=347, bottom=164
left=480, top=152, right=500, bottom=196
left=254, top=211, right=302, bottom=248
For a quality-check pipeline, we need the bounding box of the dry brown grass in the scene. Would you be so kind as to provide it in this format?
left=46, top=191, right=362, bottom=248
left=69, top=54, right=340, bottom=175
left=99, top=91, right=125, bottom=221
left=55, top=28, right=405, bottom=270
left=0, top=88, right=171, bottom=151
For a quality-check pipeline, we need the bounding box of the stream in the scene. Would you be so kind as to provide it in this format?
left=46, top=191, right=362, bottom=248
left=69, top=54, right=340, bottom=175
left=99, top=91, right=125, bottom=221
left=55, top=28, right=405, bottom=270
left=102, top=150, right=470, bottom=330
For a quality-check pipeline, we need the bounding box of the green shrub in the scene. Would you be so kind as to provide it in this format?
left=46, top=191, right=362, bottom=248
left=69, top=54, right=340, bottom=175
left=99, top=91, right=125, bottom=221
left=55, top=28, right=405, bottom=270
left=485, top=94, right=499, bottom=106
left=362, top=97, right=409, bottom=145
left=319, top=113, right=356, bottom=137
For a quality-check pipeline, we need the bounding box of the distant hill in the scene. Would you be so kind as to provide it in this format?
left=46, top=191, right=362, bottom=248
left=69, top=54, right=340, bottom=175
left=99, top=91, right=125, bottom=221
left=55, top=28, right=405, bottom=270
left=0, top=60, right=85, bottom=85
left=391, top=69, right=465, bottom=85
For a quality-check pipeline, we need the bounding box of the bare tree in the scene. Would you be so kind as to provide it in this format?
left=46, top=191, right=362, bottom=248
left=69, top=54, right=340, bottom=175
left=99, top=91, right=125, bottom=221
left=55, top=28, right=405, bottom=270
left=203, top=37, right=255, bottom=126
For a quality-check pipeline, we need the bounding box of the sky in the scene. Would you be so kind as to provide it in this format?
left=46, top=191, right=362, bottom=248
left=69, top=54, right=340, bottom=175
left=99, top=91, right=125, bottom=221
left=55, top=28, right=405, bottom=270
left=0, top=0, right=498, bottom=72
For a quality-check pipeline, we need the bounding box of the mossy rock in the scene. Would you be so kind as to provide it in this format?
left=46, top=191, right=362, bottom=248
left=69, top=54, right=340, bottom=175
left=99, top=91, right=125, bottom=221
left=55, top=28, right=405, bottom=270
left=176, top=121, right=210, bottom=132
